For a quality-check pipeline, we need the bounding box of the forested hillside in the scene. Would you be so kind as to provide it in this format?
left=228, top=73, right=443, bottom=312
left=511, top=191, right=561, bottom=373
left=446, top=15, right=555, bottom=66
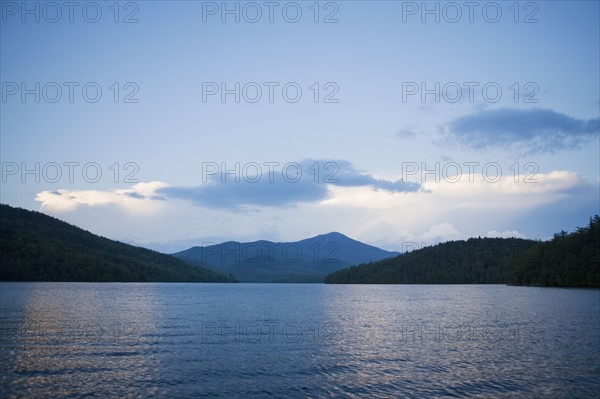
left=326, top=217, right=600, bottom=287
left=0, top=204, right=236, bottom=282
left=325, top=238, right=536, bottom=284
left=508, top=216, right=600, bottom=287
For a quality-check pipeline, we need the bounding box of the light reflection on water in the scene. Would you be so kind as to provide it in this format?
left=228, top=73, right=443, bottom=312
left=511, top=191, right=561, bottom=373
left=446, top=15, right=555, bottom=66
left=1, top=283, right=598, bottom=398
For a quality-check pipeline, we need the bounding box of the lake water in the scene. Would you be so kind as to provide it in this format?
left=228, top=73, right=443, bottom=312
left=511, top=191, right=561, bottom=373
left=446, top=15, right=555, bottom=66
left=0, top=283, right=598, bottom=398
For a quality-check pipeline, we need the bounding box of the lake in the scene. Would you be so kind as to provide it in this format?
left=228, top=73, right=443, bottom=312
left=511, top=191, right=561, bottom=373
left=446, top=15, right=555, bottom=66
left=1, top=283, right=598, bottom=398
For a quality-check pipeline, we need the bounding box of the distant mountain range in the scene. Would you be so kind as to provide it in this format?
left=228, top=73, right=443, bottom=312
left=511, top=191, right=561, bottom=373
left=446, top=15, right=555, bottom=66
left=173, top=232, right=400, bottom=282
left=0, top=204, right=235, bottom=282
left=0, top=204, right=399, bottom=283
left=7, top=203, right=593, bottom=287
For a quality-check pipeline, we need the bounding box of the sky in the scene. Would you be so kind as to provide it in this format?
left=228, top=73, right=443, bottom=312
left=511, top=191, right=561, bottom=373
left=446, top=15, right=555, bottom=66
left=1, top=0, right=599, bottom=252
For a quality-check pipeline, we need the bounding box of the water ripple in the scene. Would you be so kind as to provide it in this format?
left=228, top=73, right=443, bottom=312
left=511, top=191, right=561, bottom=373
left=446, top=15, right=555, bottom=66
left=1, top=283, right=598, bottom=398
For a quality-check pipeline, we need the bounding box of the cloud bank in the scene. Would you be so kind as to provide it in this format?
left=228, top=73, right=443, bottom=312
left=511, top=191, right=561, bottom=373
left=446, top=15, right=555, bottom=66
left=35, top=181, right=168, bottom=214
left=36, top=160, right=422, bottom=212
left=33, top=167, right=597, bottom=251
left=158, top=159, right=421, bottom=210
left=442, top=108, right=599, bottom=153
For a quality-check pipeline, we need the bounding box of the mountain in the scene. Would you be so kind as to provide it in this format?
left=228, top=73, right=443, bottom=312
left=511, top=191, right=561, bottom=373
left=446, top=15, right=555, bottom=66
left=0, top=204, right=236, bottom=282
left=324, top=237, right=537, bottom=284
left=173, top=232, right=400, bottom=282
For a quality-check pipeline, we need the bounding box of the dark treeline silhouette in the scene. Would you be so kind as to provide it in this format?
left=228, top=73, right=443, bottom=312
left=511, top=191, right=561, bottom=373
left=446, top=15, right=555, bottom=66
left=325, top=216, right=600, bottom=287
left=324, top=237, right=536, bottom=284
left=0, top=204, right=236, bottom=282
left=508, top=216, right=600, bottom=287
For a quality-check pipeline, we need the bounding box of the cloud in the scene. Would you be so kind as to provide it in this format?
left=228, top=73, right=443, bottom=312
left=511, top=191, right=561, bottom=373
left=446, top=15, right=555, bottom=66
left=35, top=181, right=168, bottom=214
left=332, top=160, right=421, bottom=192
left=34, top=160, right=421, bottom=213
left=33, top=167, right=597, bottom=253
left=419, top=223, right=461, bottom=242
left=320, top=169, right=596, bottom=249
left=160, top=178, right=328, bottom=210
left=158, top=159, right=421, bottom=210
left=441, top=108, right=599, bottom=154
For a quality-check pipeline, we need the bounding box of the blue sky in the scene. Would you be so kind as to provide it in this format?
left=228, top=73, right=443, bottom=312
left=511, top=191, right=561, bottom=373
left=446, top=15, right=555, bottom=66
left=1, top=0, right=599, bottom=252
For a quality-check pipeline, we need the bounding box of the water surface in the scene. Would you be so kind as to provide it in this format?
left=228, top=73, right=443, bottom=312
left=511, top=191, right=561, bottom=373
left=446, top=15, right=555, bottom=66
left=1, top=283, right=598, bottom=398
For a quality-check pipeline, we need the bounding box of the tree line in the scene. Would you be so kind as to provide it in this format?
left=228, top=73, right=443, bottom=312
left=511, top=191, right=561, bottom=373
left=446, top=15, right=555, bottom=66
left=507, top=216, right=599, bottom=287
left=326, top=216, right=600, bottom=287
left=0, top=204, right=236, bottom=282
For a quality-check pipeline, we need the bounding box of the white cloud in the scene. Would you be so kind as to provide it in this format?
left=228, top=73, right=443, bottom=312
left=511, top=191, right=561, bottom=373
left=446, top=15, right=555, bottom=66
left=313, top=170, right=590, bottom=249
left=32, top=170, right=594, bottom=252
left=419, top=223, right=461, bottom=242
left=35, top=181, right=169, bottom=215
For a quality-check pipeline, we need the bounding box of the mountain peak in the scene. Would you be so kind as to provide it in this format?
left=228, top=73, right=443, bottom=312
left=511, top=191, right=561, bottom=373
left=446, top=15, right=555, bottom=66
left=174, top=231, right=399, bottom=282
left=325, top=231, right=346, bottom=237
left=315, top=231, right=348, bottom=239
